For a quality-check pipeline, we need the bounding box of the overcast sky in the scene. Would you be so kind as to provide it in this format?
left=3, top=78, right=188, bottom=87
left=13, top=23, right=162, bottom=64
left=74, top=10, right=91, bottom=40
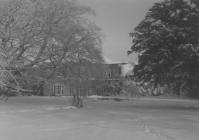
left=79, top=0, right=160, bottom=63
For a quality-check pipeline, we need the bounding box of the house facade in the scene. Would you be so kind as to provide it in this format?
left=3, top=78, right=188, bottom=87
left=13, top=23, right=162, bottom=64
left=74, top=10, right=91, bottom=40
left=42, top=61, right=134, bottom=96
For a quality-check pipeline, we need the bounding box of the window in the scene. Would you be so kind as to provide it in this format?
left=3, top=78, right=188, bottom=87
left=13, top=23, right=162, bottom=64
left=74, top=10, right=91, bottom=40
left=53, top=83, right=64, bottom=95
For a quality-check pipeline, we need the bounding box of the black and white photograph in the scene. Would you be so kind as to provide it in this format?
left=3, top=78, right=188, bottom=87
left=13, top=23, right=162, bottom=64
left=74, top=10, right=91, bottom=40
left=0, top=0, right=199, bottom=139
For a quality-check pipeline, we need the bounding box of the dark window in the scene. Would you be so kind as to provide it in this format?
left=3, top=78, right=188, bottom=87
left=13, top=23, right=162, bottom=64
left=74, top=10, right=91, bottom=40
left=54, top=84, right=63, bottom=95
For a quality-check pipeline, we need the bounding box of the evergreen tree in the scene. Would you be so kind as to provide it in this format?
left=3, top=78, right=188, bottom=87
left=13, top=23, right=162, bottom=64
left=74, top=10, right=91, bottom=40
left=128, top=0, right=199, bottom=96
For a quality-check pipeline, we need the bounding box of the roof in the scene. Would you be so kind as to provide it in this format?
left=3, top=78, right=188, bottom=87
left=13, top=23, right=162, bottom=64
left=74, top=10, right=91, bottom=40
left=103, top=56, right=128, bottom=64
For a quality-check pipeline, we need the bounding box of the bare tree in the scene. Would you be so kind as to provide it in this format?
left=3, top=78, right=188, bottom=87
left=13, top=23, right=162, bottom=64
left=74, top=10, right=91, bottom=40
left=0, top=0, right=103, bottom=97
left=58, top=24, right=104, bottom=107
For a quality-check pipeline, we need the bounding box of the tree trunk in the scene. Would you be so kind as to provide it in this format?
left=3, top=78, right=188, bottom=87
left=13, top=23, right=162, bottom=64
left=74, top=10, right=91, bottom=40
left=72, top=76, right=83, bottom=108
left=72, top=92, right=83, bottom=108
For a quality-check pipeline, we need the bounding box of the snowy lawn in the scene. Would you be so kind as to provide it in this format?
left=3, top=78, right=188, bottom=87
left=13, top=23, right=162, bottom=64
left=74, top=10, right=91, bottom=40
left=0, top=96, right=199, bottom=140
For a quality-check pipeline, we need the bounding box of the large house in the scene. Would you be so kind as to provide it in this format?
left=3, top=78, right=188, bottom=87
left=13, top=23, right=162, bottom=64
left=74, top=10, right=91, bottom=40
left=42, top=57, right=134, bottom=96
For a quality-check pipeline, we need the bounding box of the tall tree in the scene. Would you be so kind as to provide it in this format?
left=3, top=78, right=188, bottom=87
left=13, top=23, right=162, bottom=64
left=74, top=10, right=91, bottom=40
left=57, top=24, right=104, bottom=107
left=0, top=0, right=103, bottom=93
left=128, top=0, right=199, bottom=96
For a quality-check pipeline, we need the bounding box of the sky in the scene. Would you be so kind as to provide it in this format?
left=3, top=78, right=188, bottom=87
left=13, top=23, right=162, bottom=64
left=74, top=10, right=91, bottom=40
left=78, top=0, right=160, bottom=63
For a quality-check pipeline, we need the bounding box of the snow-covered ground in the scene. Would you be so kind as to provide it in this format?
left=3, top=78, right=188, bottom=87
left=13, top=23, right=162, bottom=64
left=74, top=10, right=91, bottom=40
left=0, top=96, right=199, bottom=140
